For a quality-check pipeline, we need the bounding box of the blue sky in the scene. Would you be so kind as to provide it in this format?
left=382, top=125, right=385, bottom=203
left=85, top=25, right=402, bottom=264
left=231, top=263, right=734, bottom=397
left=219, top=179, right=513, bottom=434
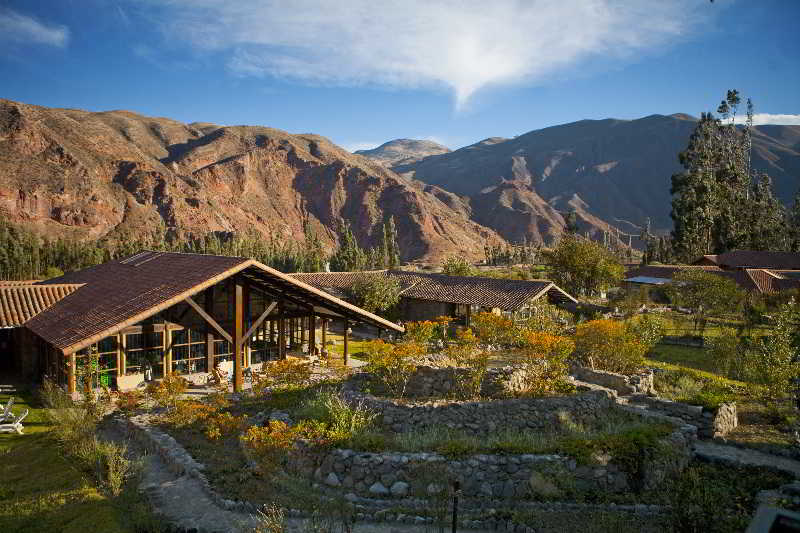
left=1, top=0, right=798, bottom=151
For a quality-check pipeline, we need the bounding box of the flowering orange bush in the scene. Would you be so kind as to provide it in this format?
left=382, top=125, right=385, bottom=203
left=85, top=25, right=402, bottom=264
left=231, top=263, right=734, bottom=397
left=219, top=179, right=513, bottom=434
left=115, top=390, right=143, bottom=413
left=471, top=311, right=519, bottom=346
left=240, top=419, right=330, bottom=473
left=515, top=331, right=575, bottom=397
left=574, top=319, right=646, bottom=374
left=403, top=320, right=436, bottom=345
left=252, top=358, right=312, bottom=396
left=145, top=374, right=188, bottom=409
left=165, top=398, right=247, bottom=439
left=362, top=339, right=422, bottom=397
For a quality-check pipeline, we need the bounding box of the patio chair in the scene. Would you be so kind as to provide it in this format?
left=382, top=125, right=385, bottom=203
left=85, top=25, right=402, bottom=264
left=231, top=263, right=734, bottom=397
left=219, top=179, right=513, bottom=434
left=0, top=408, right=29, bottom=435
left=0, top=397, right=14, bottom=422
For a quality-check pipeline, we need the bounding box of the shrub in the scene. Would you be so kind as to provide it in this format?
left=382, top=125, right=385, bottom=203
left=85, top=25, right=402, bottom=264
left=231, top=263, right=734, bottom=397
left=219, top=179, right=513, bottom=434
left=403, top=320, right=436, bottom=345
left=362, top=340, right=421, bottom=397
left=115, top=390, right=143, bottom=413
left=441, top=255, right=474, bottom=276
left=296, top=389, right=377, bottom=439
left=627, top=314, right=665, bottom=349
left=521, top=301, right=573, bottom=335
left=471, top=311, right=518, bottom=346
left=443, top=328, right=489, bottom=398
left=516, top=332, right=575, bottom=396
left=250, top=504, right=286, bottom=533
left=346, top=275, right=401, bottom=313
left=145, top=374, right=188, bottom=410
left=574, top=319, right=646, bottom=374
left=252, top=359, right=312, bottom=395
left=431, top=315, right=453, bottom=342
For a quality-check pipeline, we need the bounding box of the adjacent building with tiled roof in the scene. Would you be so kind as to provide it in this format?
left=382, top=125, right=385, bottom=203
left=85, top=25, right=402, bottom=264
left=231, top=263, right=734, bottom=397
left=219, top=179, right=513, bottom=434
left=291, top=270, right=577, bottom=324
left=0, top=283, right=83, bottom=328
left=623, top=264, right=800, bottom=295
left=694, top=251, right=800, bottom=271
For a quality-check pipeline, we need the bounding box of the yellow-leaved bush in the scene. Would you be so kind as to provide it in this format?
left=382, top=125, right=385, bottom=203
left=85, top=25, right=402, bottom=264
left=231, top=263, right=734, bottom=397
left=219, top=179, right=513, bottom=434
left=515, top=331, right=575, bottom=396
left=574, top=319, right=646, bottom=374
left=362, top=339, right=422, bottom=397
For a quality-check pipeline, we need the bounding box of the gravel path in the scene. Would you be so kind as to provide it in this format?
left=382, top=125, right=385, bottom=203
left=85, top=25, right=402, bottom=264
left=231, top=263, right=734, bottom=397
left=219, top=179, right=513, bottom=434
left=694, top=441, right=800, bottom=477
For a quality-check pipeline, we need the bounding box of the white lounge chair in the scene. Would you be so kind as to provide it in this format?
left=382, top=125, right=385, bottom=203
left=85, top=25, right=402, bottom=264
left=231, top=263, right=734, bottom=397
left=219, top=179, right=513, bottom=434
left=0, top=397, right=13, bottom=422
left=0, top=409, right=28, bottom=435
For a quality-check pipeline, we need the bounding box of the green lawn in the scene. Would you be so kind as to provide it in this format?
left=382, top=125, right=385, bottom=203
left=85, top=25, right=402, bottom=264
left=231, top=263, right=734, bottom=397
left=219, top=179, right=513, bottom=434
left=0, top=387, right=164, bottom=533
left=647, top=344, right=717, bottom=373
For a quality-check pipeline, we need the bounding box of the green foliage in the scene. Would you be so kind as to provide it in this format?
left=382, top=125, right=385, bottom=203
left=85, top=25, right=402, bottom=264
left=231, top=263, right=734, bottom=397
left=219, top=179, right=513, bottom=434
left=328, top=219, right=401, bottom=272
left=521, top=300, right=573, bottom=335
left=671, top=90, right=788, bottom=259
left=471, top=311, right=518, bottom=346
left=627, top=314, right=665, bottom=349
left=443, top=328, right=490, bottom=398
left=650, top=362, right=741, bottom=409
left=361, top=340, right=421, bottom=397
left=669, top=463, right=792, bottom=533
left=346, top=274, right=401, bottom=313
left=440, top=255, right=474, bottom=276
left=542, top=235, right=624, bottom=296
left=296, top=389, right=377, bottom=439
left=574, top=319, right=647, bottom=374
left=667, top=270, right=744, bottom=333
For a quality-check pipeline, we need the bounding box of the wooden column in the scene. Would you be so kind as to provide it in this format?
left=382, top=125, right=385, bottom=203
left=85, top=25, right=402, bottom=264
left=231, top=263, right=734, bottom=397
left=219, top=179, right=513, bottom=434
left=164, top=322, right=172, bottom=376
left=243, top=281, right=251, bottom=368
left=343, top=318, right=349, bottom=367
left=321, top=319, right=327, bottom=357
left=116, top=333, right=123, bottom=377
left=278, top=304, right=286, bottom=360
left=233, top=276, right=244, bottom=392
left=466, top=304, right=472, bottom=328
left=205, top=286, right=215, bottom=372
left=67, top=352, right=76, bottom=395
left=309, top=313, right=316, bottom=356
left=269, top=320, right=275, bottom=344
left=300, top=315, right=307, bottom=348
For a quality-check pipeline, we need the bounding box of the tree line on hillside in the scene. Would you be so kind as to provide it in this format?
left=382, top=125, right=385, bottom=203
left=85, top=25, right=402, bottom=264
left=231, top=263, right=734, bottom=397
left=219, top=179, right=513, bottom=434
left=666, top=90, right=800, bottom=262
left=0, top=215, right=401, bottom=280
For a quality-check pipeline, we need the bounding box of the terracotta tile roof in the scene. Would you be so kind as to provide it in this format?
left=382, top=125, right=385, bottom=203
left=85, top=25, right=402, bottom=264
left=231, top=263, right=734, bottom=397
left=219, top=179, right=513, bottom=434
left=625, top=264, right=800, bottom=294
left=26, top=251, right=403, bottom=353
left=694, top=251, right=800, bottom=270
left=0, top=283, right=83, bottom=328
left=291, top=270, right=577, bottom=310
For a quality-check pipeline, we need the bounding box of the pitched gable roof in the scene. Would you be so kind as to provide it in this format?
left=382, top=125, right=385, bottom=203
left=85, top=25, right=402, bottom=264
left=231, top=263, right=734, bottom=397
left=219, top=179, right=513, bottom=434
left=695, top=251, right=800, bottom=270
left=0, top=283, right=84, bottom=328
left=27, top=251, right=402, bottom=354
left=291, top=270, right=578, bottom=310
left=625, top=264, right=800, bottom=294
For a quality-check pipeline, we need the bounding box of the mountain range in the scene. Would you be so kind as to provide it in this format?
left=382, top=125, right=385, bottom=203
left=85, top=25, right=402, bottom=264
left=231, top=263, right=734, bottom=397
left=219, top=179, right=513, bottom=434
left=1, top=98, right=798, bottom=265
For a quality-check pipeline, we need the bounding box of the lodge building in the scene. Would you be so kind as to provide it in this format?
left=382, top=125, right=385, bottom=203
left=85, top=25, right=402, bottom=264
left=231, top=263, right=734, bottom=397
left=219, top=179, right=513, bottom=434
left=0, top=251, right=403, bottom=394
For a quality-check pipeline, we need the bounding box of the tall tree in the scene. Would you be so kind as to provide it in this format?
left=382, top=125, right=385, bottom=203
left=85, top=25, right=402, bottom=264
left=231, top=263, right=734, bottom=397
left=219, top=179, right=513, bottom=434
left=788, top=190, right=800, bottom=252
left=543, top=235, right=624, bottom=296
left=670, top=90, right=787, bottom=261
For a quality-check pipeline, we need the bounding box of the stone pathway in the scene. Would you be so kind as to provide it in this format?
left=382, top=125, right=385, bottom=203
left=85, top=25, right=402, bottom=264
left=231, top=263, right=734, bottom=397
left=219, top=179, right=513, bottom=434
left=693, top=441, right=800, bottom=478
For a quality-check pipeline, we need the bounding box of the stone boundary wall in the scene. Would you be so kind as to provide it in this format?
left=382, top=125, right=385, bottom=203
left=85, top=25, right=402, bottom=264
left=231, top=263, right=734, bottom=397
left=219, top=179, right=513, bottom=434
left=347, top=365, right=530, bottom=399
left=341, top=386, right=615, bottom=435
left=291, top=423, right=693, bottom=501
left=628, top=395, right=737, bottom=439
left=571, top=366, right=655, bottom=396
left=123, top=412, right=673, bottom=533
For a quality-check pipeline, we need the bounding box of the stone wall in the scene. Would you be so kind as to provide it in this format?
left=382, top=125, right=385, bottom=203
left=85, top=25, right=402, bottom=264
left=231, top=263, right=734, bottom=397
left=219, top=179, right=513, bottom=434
left=347, top=364, right=534, bottom=400
left=342, top=386, right=615, bottom=436
left=571, top=365, right=655, bottom=396
left=628, top=394, right=737, bottom=439
left=292, top=424, right=693, bottom=500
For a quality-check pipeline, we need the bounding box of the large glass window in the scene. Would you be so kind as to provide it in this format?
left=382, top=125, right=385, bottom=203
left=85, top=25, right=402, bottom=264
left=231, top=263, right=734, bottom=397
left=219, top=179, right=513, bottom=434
left=171, top=327, right=207, bottom=375
left=124, top=331, right=164, bottom=378
left=75, top=336, right=118, bottom=389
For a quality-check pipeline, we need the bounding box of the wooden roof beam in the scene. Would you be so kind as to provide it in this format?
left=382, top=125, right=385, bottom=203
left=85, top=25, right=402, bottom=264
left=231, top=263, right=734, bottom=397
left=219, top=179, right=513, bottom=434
left=184, top=296, right=233, bottom=343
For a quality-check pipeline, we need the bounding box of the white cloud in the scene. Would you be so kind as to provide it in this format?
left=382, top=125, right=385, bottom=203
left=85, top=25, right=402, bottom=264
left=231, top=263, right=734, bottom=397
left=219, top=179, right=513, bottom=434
left=734, top=113, right=800, bottom=126
left=0, top=8, right=69, bottom=47
left=152, top=0, right=707, bottom=109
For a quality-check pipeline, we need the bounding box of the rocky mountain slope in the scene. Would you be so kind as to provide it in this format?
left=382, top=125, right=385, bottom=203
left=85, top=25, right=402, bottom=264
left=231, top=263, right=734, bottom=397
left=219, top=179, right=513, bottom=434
left=0, top=99, right=506, bottom=263
left=386, top=115, right=800, bottom=236
left=355, top=139, right=451, bottom=167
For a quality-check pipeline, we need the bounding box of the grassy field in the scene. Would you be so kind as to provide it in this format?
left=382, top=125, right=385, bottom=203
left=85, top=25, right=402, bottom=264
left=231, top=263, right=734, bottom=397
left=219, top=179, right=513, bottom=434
left=0, top=387, right=163, bottom=533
